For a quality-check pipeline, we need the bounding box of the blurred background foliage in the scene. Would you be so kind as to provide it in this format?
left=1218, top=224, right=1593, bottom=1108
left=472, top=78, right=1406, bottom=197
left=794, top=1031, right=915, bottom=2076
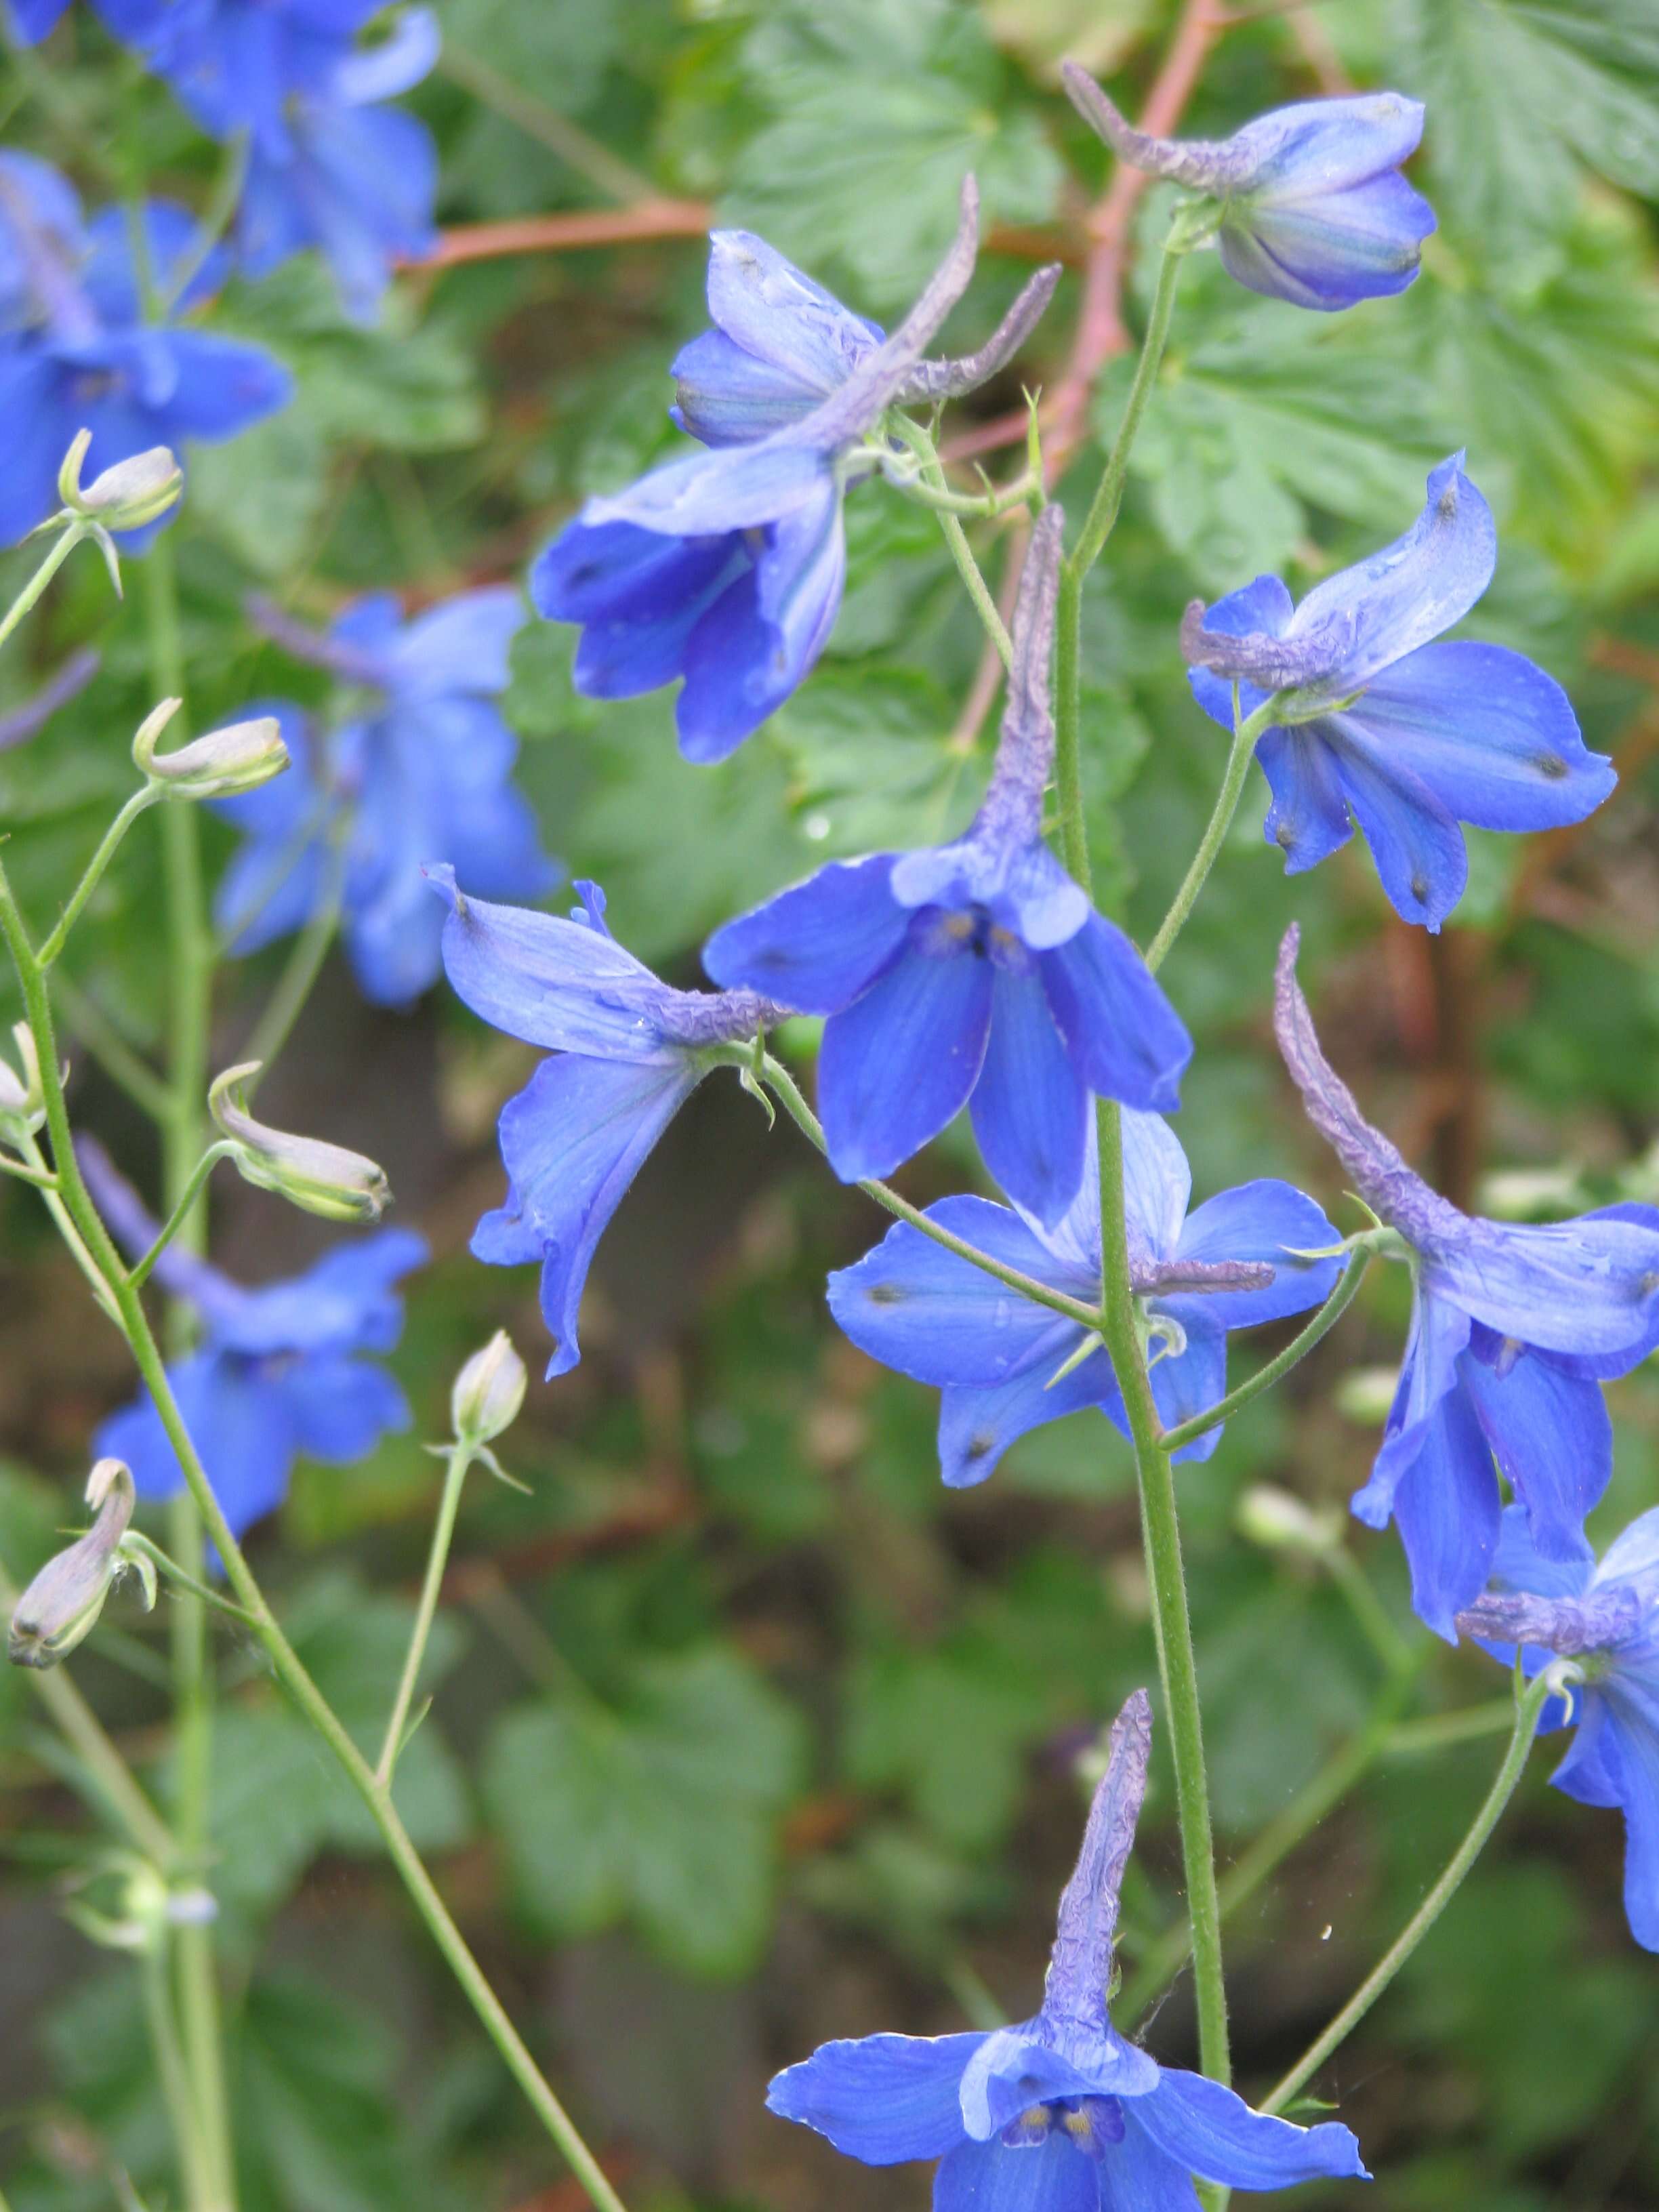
left=1, top=1, right=1658, bottom=2207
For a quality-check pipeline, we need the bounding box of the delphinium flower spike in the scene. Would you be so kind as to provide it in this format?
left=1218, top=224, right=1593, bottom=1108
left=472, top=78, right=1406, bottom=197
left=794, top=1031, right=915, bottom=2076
left=829, top=1110, right=1340, bottom=1488
left=1275, top=926, right=1659, bottom=1638
left=428, top=869, right=788, bottom=1378
left=705, top=508, right=1190, bottom=1226
left=533, top=178, right=1061, bottom=761
left=1183, top=457, right=1616, bottom=930
left=1063, top=63, right=1435, bottom=311
left=216, top=586, right=557, bottom=1006
left=80, top=1139, right=425, bottom=1544
left=769, top=1688, right=1368, bottom=2205
left=1459, top=1505, right=1659, bottom=1951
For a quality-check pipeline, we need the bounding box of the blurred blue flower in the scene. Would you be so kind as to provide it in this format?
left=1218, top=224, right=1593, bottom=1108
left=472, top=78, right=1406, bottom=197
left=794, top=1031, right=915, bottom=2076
left=430, top=869, right=787, bottom=1378
left=1276, top=925, right=1659, bottom=1639
left=770, top=1687, right=1368, bottom=2205
left=1462, top=1506, right=1659, bottom=1952
left=81, top=1139, right=424, bottom=1543
left=0, top=192, right=292, bottom=548
left=215, top=588, right=556, bottom=1007
left=705, top=512, right=1189, bottom=1225
left=829, top=1109, right=1340, bottom=1489
left=533, top=180, right=1059, bottom=763
left=1184, top=456, right=1616, bottom=930
left=1064, top=69, right=1434, bottom=310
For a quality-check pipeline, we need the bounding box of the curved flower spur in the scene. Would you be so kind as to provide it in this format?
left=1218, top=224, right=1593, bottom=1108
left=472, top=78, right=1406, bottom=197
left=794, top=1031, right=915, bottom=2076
left=705, top=509, right=1191, bottom=1227
left=533, top=177, right=1061, bottom=761
left=1183, top=457, right=1616, bottom=930
left=1275, top=926, right=1659, bottom=1638
left=769, top=1689, right=1368, bottom=2209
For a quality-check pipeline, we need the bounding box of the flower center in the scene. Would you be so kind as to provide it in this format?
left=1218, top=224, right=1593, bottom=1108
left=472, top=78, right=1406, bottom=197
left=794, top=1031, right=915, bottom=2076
left=1000, top=2096, right=1125, bottom=2158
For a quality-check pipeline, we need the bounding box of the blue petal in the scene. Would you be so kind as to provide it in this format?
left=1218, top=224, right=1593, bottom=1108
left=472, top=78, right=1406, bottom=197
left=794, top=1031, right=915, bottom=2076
left=1165, top=1180, right=1340, bottom=1330
left=1390, top=1374, right=1502, bottom=1641
left=532, top=516, right=739, bottom=627
left=280, top=1354, right=411, bottom=1462
left=1093, top=2116, right=1198, bottom=2212
left=6, top=0, right=70, bottom=43
left=215, top=1229, right=426, bottom=1358
left=891, top=838, right=1090, bottom=954
left=934, top=2134, right=1101, bottom=2212
left=1424, top=1210, right=1659, bottom=1361
left=1490, top=1500, right=1595, bottom=1603
left=586, top=440, right=831, bottom=538
left=1460, top=1337, right=1605, bottom=1568
left=827, top=1197, right=1086, bottom=1389
left=960, top=2026, right=1158, bottom=2137
left=671, top=329, right=828, bottom=447
left=433, top=872, right=682, bottom=1061
left=386, top=586, right=524, bottom=700
left=1326, top=724, right=1468, bottom=929
left=972, top=968, right=1090, bottom=1229
left=1221, top=169, right=1434, bottom=311
left=1118, top=1110, right=1190, bottom=1265
left=149, top=330, right=295, bottom=442
left=765, top=2032, right=981, bottom=2165
left=939, top=1345, right=1119, bottom=1489
left=98, top=1353, right=298, bottom=1540
left=1129, top=2068, right=1368, bottom=2188
left=703, top=230, right=882, bottom=395
left=1595, top=1506, right=1659, bottom=1599
left=1353, top=1290, right=1470, bottom=1533
left=485, top=1054, right=699, bottom=1378
left=818, top=942, right=994, bottom=1184
left=331, top=5, right=439, bottom=102
left=1147, top=1326, right=1228, bottom=1467
left=1229, top=91, right=1427, bottom=192
left=1583, top=1698, right=1659, bottom=1950
left=703, top=855, right=907, bottom=1014
left=1038, top=917, right=1191, bottom=1115
left=1255, top=724, right=1353, bottom=876
left=1289, top=455, right=1496, bottom=694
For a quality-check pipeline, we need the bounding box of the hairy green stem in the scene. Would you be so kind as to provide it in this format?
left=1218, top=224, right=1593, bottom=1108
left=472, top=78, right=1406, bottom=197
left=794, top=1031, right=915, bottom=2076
left=121, top=1532, right=260, bottom=1628
left=1069, top=234, right=1191, bottom=583
left=888, top=417, right=1015, bottom=667
left=1261, top=1664, right=1564, bottom=2116
left=377, top=1440, right=478, bottom=1787
left=37, top=788, right=161, bottom=968
left=0, top=863, right=630, bottom=2212
left=128, top=1143, right=238, bottom=1289
left=1144, top=689, right=1275, bottom=975
left=143, top=1945, right=218, bottom=2212
left=1160, top=1251, right=1371, bottom=1452
left=0, top=520, right=91, bottom=655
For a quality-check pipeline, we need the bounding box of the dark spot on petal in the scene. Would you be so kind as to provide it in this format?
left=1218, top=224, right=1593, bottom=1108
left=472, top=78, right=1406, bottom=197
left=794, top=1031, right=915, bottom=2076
left=868, top=1282, right=906, bottom=1305
left=1534, top=754, right=1568, bottom=780
left=1274, top=821, right=1296, bottom=848
left=1639, top=1273, right=1659, bottom=1300
left=1437, top=485, right=1458, bottom=518
left=1410, top=872, right=1430, bottom=905
left=966, top=1431, right=996, bottom=1460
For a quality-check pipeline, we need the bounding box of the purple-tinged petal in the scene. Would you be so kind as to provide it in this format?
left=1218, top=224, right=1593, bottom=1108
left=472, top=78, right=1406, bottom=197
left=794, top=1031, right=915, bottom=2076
left=1255, top=724, right=1353, bottom=876
left=1118, top=1109, right=1190, bottom=1266
left=1042, top=1689, right=1152, bottom=2034
left=765, top=2032, right=982, bottom=2165
left=1038, top=917, right=1191, bottom=1116
left=934, top=2134, right=1101, bottom=2212
left=586, top=438, right=830, bottom=537
left=960, top=2025, right=1156, bottom=2139
left=972, top=968, right=1090, bottom=1229
left=1523, top=1205, right=1659, bottom=1378
left=1422, top=1211, right=1659, bottom=1361
left=671, top=329, right=827, bottom=447
left=938, top=1345, right=1118, bottom=1490
left=1166, top=1180, right=1342, bottom=1331
left=483, top=1054, right=700, bottom=1378
left=1491, top=1500, right=1597, bottom=1603
left=818, top=943, right=994, bottom=1184
left=701, top=229, right=881, bottom=396
left=1221, top=167, right=1434, bottom=311
left=1389, top=1375, right=1502, bottom=1641
left=1460, top=1337, right=1605, bottom=1568
left=1130, top=2068, right=1368, bottom=2189
left=1326, top=724, right=1468, bottom=930
left=1230, top=93, right=1426, bottom=192
left=213, top=1229, right=426, bottom=1359
left=827, top=1198, right=1084, bottom=1390
left=703, top=855, right=907, bottom=1014
left=1595, top=1507, right=1659, bottom=1599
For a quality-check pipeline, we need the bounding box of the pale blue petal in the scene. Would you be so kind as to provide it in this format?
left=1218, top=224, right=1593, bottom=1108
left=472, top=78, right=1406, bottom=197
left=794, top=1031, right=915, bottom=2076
left=1222, top=169, right=1433, bottom=310
left=939, top=1345, right=1119, bottom=1489
left=1461, top=1338, right=1604, bottom=1568
left=703, top=230, right=881, bottom=394
left=1490, top=1500, right=1596, bottom=1603
left=1424, top=1210, right=1659, bottom=1360
left=1038, top=917, right=1191, bottom=1115
left=972, top=968, right=1090, bottom=1229
left=1118, top=1109, right=1190, bottom=1264
left=332, top=5, right=439, bottom=102
left=1147, top=1326, right=1227, bottom=1466
left=671, top=329, right=826, bottom=447
left=1130, top=2068, right=1368, bottom=2188
left=765, top=2032, right=981, bottom=2165
left=959, top=2025, right=1158, bottom=2137
left=1523, top=1206, right=1659, bottom=1379
left=702, top=855, right=907, bottom=1014
left=281, top=1355, right=410, bottom=1462
left=586, top=439, right=830, bottom=537
left=818, top=943, right=994, bottom=1184
left=1165, top=1181, right=1342, bottom=1331
left=386, top=586, right=523, bottom=699
left=215, top=1229, right=426, bottom=1358
left=1587, top=1700, right=1659, bottom=1950
left=1229, top=93, right=1426, bottom=192
left=1352, top=1290, right=1471, bottom=1531
left=1595, top=1507, right=1659, bottom=1599
left=935, top=2135, right=1101, bottom=2212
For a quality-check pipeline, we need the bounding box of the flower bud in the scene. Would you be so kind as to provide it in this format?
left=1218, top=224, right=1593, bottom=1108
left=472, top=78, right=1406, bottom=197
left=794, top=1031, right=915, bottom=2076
left=135, top=704, right=289, bottom=800
left=0, top=1021, right=45, bottom=1146
left=209, top=1061, right=390, bottom=1222
left=451, top=1329, right=527, bottom=1445
left=58, top=430, right=183, bottom=531
left=9, top=1460, right=141, bottom=1670
left=1235, top=1483, right=1343, bottom=1559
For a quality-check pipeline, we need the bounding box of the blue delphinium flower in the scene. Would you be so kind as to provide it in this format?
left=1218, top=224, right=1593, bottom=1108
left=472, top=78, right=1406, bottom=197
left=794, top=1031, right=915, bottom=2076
left=214, top=588, right=557, bottom=1007
left=0, top=191, right=292, bottom=548
left=80, top=1139, right=424, bottom=1542
left=770, top=1688, right=1368, bottom=2205
left=1275, top=925, right=1659, bottom=1639
left=829, top=1109, right=1340, bottom=1488
left=1460, top=1506, right=1659, bottom=1952
left=533, top=180, right=1060, bottom=763
left=234, top=7, right=441, bottom=322
left=430, top=869, right=787, bottom=1378
left=0, top=151, right=86, bottom=331
left=1063, top=66, right=1434, bottom=311
left=704, top=510, right=1190, bottom=1227
left=1183, top=456, right=1616, bottom=930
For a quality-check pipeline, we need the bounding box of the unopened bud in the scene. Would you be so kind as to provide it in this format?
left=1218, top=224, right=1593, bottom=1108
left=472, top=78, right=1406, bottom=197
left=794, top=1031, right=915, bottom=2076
left=1236, top=1483, right=1343, bottom=1559
left=451, top=1330, right=527, bottom=1445
left=209, top=1061, right=390, bottom=1222
left=135, top=705, right=288, bottom=800
left=0, top=1021, right=45, bottom=1145
left=9, top=1460, right=145, bottom=1670
left=58, top=431, right=182, bottom=531
left=1335, top=1366, right=1399, bottom=1426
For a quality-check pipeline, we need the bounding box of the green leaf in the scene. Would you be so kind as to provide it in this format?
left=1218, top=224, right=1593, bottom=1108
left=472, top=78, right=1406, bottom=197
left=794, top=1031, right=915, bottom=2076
left=483, top=1643, right=806, bottom=1976
left=187, top=409, right=331, bottom=577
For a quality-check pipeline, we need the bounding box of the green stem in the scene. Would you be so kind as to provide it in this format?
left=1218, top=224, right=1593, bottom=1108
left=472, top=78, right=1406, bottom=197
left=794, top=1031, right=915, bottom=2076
left=142, top=1946, right=218, bottom=2212
left=1261, top=1664, right=1565, bottom=2116
left=18, top=1127, right=121, bottom=1325
left=127, top=1143, right=238, bottom=1290
left=240, top=859, right=343, bottom=1084
left=1096, top=1098, right=1229, bottom=2087
left=0, top=1152, right=58, bottom=1189
left=758, top=1052, right=1099, bottom=1332
left=0, top=865, right=630, bottom=2212
left=377, top=1440, right=478, bottom=1787
left=1120, top=1648, right=1424, bottom=2030
left=37, top=789, right=161, bottom=968
left=1160, top=1251, right=1371, bottom=1453
left=1382, top=1701, right=1518, bottom=1757
left=0, top=520, right=90, bottom=655
left=888, top=417, right=1015, bottom=668
left=121, top=1532, right=260, bottom=1628
left=1069, top=234, right=1191, bottom=583
left=1144, top=688, right=1273, bottom=975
